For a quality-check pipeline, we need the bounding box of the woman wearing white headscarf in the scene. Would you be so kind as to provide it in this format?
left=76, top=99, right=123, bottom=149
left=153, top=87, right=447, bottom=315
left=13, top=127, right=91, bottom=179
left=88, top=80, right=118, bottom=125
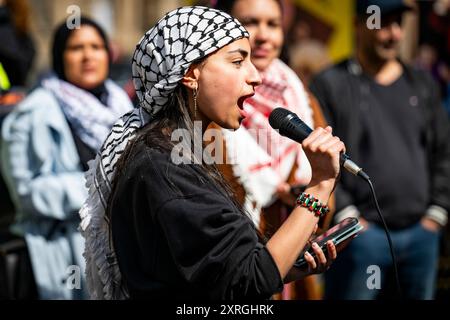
left=80, top=6, right=343, bottom=300
left=1, top=17, right=132, bottom=299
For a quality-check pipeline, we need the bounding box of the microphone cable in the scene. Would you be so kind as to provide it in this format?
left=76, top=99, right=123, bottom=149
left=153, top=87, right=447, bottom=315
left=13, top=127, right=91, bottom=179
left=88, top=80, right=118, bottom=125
left=356, top=170, right=402, bottom=298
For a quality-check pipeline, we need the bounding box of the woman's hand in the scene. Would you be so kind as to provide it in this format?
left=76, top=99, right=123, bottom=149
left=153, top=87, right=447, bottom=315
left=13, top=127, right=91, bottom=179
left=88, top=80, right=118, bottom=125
left=267, top=126, right=344, bottom=279
left=284, top=240, right=337, bottom=282
left=302, top=240, right=337, bottom=275
left=302, top=126, right=345, bottom=193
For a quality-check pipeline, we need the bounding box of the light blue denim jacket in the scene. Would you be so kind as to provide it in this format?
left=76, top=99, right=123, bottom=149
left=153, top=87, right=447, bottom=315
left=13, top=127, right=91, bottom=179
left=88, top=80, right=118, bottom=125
left=1, top=88, right=88, bottom=299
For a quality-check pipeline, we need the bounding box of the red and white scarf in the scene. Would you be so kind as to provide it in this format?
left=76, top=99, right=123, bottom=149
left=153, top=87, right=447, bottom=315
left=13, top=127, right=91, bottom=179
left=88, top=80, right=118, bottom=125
left=223, top=59, right=313, bottom=225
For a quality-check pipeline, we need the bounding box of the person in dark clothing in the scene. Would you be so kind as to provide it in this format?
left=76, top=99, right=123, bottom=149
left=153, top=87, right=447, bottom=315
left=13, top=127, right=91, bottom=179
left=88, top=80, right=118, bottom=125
left=0, top=0, right=35, bottom=229
left=310, top=0, right=450, bottom=299
left=80, top=6, right=345, bottom=300
left=0, top=0, right=35, bottom=89
left=0, top=0, right=36, bottom=300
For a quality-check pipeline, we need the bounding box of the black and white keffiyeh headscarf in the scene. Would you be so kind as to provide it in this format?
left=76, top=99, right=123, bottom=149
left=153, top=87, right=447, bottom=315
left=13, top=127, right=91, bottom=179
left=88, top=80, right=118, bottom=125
left=79, top=6, right=249, bottom=300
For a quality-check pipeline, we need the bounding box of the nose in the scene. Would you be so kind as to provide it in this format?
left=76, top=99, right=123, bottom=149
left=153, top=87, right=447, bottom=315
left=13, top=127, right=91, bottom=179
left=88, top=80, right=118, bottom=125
left=247, top=61, right=262, bottom=87
left=82, top=46, right=95, bottom=61
left=392, top=24, right=403, bottom=41
left=254, top=23, right=269, bottom=43
left=389, top=22, right=403, bottom=41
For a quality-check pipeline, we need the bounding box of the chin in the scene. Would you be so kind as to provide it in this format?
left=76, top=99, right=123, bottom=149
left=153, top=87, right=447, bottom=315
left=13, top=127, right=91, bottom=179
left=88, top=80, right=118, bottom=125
left=219, top=120, right=241, bottom=130
left=77, top=78, right=105, bottom=90
left=375, top=47, right=399, bottom=61
left=223, top=123, right=241, bottom=130
left=231, top=123, right=241, bottom=130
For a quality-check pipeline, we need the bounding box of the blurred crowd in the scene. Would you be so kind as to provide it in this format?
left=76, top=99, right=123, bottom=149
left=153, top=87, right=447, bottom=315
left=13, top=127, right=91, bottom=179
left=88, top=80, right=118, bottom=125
left=0, top=0, right=449, bottom=300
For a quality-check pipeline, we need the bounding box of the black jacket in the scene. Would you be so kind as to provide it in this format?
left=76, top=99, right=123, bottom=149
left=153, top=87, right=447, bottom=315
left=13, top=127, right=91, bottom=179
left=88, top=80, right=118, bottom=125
left=109, top=141, right=283, bottom=300
left=0, top=6, right=35, bottom=87
left=310, top=59, right=450, bottom=228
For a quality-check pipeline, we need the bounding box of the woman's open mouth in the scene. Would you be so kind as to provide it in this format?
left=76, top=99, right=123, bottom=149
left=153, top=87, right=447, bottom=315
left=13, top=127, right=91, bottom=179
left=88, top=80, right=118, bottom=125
left=238, top=92, right=255, bottom=110
left=237, top=93, right=255, bottom=118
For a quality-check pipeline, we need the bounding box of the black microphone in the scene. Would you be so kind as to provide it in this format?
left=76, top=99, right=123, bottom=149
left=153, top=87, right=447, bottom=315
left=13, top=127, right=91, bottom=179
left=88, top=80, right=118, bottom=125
left=269, top=107, right=369, bottom=180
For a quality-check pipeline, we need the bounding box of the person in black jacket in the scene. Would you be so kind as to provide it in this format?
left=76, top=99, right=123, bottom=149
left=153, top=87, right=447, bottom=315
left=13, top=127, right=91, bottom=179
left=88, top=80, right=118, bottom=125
left=310, top=0, right=450, bottom=299
left=79, top=6, right=346, bottom=300
left=0, top=0, right=35, bottom=89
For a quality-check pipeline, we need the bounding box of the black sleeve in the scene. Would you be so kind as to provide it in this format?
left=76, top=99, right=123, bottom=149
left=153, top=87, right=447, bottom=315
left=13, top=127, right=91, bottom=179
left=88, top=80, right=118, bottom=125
left=310, top=73, right=357, bottom=213
left=149, top=157, right=283, bottom=300
left=0, top=8, right=35, bottom=86
left=426, top=74, right=450, bottom=212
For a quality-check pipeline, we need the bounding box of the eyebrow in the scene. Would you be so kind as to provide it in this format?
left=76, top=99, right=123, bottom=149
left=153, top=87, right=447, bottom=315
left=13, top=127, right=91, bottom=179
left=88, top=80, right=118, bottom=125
left=227, top=49, right=249, bottom=58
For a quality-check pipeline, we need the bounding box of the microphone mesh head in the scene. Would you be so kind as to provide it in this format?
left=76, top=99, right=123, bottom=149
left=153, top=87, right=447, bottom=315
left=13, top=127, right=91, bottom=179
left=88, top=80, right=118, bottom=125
left=268, top=108, right=294, bottom=129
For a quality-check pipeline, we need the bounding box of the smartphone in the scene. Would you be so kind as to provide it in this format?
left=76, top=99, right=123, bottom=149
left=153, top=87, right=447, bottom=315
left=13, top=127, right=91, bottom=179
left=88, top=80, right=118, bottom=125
left=294, top=217, right=363, bottom=268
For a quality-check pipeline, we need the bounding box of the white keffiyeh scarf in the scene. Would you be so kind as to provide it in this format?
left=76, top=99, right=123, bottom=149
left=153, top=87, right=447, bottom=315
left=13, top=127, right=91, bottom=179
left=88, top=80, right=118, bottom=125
left=42, top=77, right=133, bottom=151
left=78, top=6, right=249, bottom=300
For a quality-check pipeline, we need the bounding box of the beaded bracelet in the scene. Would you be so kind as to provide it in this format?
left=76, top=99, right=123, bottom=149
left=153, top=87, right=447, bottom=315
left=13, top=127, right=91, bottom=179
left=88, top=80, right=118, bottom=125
left=296, top=192, right=330, bottom=218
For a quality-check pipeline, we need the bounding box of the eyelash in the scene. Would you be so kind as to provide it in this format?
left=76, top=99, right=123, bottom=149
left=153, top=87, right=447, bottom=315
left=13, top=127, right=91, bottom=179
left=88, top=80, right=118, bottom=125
left=233, top=60, right=243, bottom=66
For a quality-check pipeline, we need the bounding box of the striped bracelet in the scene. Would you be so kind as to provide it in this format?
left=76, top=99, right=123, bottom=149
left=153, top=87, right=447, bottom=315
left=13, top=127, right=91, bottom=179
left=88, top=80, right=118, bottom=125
left=296, top=192, right=330, bottom=218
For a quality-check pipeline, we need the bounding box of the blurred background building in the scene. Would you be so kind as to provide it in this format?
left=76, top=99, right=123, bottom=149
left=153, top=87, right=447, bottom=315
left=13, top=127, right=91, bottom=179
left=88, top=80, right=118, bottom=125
left=23, top=0, right=442, bottom=85
left=22, top=0, right=448, bottom=91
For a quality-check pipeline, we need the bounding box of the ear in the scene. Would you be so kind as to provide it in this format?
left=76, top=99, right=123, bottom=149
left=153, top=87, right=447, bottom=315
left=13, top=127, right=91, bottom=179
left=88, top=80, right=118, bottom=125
left=181, top=64, right=201, bottom=90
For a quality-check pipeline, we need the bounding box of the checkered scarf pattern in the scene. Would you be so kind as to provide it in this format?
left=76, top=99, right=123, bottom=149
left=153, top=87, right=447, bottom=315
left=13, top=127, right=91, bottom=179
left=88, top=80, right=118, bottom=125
left=242, top=59, right=313, bottom=180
